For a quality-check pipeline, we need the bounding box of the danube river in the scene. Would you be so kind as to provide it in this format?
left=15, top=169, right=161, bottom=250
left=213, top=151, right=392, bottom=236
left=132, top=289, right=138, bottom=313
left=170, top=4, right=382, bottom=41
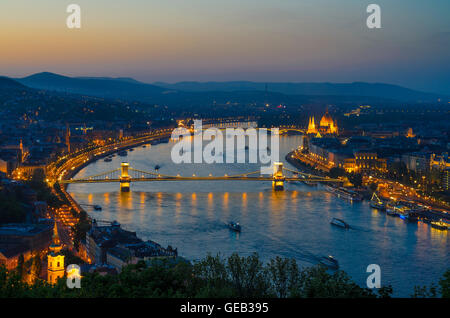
left=68, top=135, right=449, bottom=296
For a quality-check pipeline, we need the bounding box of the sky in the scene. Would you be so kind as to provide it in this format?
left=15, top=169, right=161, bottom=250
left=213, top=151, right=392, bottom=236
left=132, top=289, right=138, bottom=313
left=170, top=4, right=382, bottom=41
left=1, top=0, right=449, bottom=94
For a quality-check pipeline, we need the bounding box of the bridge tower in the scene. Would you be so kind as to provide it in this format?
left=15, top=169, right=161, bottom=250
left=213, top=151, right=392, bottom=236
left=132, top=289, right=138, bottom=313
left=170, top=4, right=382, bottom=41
left=272, top=162, right=285, bottom=191
left=120, top=162, right=131, bottom=192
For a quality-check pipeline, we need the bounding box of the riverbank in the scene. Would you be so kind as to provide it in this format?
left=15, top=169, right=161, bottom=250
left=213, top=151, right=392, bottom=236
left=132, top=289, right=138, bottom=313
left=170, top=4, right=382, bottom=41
left=285, top=151, right=327, bottom=177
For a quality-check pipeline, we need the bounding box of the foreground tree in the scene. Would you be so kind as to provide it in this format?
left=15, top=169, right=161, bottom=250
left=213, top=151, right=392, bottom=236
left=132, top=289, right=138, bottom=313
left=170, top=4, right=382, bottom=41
left=0, top=254, right=448, bottom=298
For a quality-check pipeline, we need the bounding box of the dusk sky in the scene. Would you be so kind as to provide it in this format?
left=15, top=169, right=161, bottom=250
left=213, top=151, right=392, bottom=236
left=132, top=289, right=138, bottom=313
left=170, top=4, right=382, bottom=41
left=1, top=0, right=449, bottom=93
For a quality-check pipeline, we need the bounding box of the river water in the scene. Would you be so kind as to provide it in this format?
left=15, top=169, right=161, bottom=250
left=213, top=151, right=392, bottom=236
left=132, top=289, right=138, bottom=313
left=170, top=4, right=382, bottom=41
left=68, top=135, right=449, bottom=297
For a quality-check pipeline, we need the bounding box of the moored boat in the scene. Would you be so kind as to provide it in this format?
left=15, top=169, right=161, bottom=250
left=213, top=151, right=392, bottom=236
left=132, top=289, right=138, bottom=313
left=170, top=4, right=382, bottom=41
left=386, top=207, right=398, bottom=217
left=370, top=192, right=386, bottom=210
left=431, top=220, right=449, bottom=231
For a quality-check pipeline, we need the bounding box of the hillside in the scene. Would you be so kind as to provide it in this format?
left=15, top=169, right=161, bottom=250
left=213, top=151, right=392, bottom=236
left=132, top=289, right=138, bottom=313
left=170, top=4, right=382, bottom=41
left=154, top=81, right=446, bottom=102
left=16, top=72, right=173, bottom=103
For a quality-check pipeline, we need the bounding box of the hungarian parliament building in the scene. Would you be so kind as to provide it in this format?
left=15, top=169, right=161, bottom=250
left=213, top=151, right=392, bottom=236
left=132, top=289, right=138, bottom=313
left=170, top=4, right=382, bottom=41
left=306, top=109, right=338, bottom=136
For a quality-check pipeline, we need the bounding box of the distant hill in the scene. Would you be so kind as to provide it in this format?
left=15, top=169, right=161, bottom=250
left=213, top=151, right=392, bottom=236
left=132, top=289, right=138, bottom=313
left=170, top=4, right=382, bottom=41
left=12, top=72, right=448, bottom=104
left=0, top=77, right=27, bottom=90
left=16, top=72, right=172, bottom=103
left=153, top=81, right=445, bottom=102
left=75, top=76, right=143, bottom=84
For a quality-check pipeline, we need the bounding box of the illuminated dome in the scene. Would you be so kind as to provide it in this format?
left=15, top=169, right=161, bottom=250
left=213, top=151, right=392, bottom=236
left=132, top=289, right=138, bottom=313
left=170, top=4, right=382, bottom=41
left=320, top=110, right=334, bottom=127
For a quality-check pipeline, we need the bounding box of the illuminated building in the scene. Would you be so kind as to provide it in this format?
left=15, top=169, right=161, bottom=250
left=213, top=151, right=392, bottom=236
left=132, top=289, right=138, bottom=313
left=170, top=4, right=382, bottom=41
left=0, top=223, right=53, bottom=270
left=442, top=168, right=450, bottom=191
left=354, top=152, right=387, bottom=173
left=319, top=109, right=338, bottom=134
left=47, top=222, right=65, bottom=284
left=406, top=128, right=416, bottom=138
left=307, top=117, right=317, bottom=134
left=306, top=110, right=338, bottom=136
left=307, top=137, right=387, bottom=173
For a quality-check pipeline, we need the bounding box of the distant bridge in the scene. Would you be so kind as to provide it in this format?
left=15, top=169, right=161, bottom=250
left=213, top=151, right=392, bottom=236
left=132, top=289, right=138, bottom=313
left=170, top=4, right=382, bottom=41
left=59, top=162, right=341, bottom=192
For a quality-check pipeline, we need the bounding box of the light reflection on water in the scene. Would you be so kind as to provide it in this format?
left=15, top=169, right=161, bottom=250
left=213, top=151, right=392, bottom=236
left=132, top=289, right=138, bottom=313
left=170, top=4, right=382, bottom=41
left=69, top=136, right=449, bottom=297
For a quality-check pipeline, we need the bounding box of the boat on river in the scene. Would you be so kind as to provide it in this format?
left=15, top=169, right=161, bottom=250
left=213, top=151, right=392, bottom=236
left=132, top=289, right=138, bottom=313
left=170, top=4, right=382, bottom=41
left=326, top=185, right=362, bottom=202
left=370, top=192, right=386, bottom=210
left=431, top=220, right=449, bottom=230
left=118, top=150, right=127, bottom=157
left=330, top=218, right=350, bottom=229
left=104, top=157, right=112, bottom=162
left=227, top=221, right=241, bottom=232
left=386, top=207, right=398, bottom=216
left=319, top=255, right=339, bottom=269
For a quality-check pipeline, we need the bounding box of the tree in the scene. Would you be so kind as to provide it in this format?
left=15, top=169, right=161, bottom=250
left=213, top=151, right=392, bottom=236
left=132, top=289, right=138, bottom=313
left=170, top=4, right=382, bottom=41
left=347, top=173, right=363, bottom=188
left=411, top=285, right=437, bottom=298
left=266, top=256, right=301, bottom=298
left=369, top=182, right=378, bottom=193
left=226, top=253, right=270, bottom=297
left=296, top=266, right=375, bottom=298
left=16, top=254, right=25, bottom=279
left=193, top=254, right=234, bottom=297
left=439, top=269, right=450, bottom=298
left=329, top=167, right=346, bottom=179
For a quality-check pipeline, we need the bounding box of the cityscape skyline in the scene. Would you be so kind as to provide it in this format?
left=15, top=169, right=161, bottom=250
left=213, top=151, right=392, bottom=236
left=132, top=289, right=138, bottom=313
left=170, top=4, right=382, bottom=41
left=1, top=0, right=449, bottom=94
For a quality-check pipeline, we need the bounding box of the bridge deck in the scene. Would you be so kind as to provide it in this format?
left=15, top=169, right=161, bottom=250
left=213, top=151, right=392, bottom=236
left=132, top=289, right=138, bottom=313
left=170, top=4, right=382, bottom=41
left=61, top=177, right=338, bottom=183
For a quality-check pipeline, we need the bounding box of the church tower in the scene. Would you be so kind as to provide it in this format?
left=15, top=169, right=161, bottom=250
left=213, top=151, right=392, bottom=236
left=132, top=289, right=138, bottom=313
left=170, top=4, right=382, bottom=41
left=47, top=221, right=65, bottom=284
left=307, top=117, right=317, bottom=134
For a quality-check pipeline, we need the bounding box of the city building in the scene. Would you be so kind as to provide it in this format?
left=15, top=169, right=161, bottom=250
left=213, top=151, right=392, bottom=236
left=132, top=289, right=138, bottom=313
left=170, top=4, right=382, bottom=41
left=85, top=220, right=177, bottom=271
left=307, top=137, right=387, bottom=173
left=402, top=152, right=434, bottom=173
left=0, top=223, right=53, bottom=270
left=442, top=168, right=450, bottom=191
left=47, top=222, right=65, bottom=284
left=319, top=110, right=338, bottom=134
left=306, top=110, right=338, bottom=135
